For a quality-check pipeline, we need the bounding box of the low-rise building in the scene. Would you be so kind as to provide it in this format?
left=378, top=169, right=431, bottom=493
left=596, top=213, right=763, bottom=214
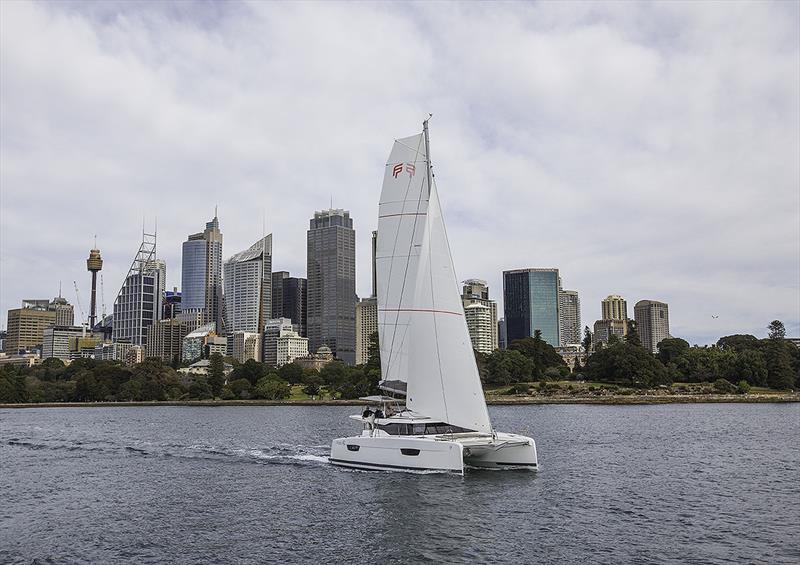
left=178, top=358, right=234, bottom=377
left=276, top=329, right=309, bottom=366
left=593, top=319, right=627, bottom=347
left=294, top=345, right=334, bottom=372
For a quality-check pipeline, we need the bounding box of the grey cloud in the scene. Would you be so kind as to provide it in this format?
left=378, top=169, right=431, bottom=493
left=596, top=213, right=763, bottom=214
left=1, top=1, right=797, bottom=344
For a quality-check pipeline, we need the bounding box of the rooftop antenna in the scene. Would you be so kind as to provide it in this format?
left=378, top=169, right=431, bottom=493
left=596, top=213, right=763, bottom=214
left=215, top=204, right=218, bottom=218
left=330, top=194, right=333, bottom=210
left=58, top=281, right=62, bottom=298
left=262, top=208, right=266, bottom=238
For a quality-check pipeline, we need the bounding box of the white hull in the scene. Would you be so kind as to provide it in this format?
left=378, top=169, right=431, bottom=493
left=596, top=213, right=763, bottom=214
left=330, top=432, right=537, bottom=475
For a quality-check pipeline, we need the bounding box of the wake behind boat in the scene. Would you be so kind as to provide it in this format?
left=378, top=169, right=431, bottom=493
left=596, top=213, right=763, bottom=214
left=329, top=119, right=537, bottom=474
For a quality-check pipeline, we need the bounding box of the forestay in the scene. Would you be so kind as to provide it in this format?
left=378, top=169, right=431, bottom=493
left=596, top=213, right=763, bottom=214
left=376, top=131, right=492, bottom=433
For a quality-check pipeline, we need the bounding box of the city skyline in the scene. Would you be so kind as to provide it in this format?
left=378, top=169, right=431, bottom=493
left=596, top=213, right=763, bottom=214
left=1, top=2, right=798, bottom=345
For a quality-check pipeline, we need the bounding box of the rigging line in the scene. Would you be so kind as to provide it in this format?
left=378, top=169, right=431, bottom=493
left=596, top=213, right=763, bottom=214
left=384, top=134, right=427, bottom=378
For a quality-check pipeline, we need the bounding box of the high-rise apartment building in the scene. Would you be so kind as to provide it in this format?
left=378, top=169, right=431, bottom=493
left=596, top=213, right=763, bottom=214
left=5, top=301, right=57, bottom=354
left=461, top=279, right=498, bottom=354
left=182, top=215, right=224, bottom=334
left=355, top=297, right=377, bottom=365
left=602, top=295, right=628, bottom=322
left=146, top=318, right=196, bottom=363
left=558, top=289, right=581, bottom=346
left=503, top=268, right=561, bottom=347
left=592, top=294, right=628, bottom=348
left=272, top=271, right=308, bottom=337
left=635, top=300, right=670, bottom=354
left=224, top=235, right=272, bottom=334
left=306, top=209, right=356, bottom=364
left=112, top=232, right=163, bottom=346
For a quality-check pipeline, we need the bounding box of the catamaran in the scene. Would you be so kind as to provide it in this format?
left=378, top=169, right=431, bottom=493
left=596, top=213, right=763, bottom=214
left=329, top=118, right=538, bottom=474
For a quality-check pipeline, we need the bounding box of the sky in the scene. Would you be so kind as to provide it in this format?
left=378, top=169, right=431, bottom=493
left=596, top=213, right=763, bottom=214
left=1, top=0, right=798, bottom=345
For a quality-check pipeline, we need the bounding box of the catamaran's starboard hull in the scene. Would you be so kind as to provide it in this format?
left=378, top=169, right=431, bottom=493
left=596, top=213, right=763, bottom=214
left=329, top=433, right=537, bottom=474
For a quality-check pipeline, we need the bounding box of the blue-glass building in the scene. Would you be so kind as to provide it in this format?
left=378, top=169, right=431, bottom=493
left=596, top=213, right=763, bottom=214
left=503, top=268, right=560, bottom=347
left=181, top=216, right=224, bottom=333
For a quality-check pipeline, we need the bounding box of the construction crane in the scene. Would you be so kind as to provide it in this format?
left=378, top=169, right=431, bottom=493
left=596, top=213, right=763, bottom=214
left=73, top=281, right=87, bottom=327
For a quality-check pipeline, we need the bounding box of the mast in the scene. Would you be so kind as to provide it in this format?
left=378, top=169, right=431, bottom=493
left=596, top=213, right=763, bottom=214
left=423, top=115, right=432, bottom=196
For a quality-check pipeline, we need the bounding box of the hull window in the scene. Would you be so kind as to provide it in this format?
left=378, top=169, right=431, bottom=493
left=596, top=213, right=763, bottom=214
left=346, top=444, right=360, bottom=452
left=400, top=448, right=420, bottom=456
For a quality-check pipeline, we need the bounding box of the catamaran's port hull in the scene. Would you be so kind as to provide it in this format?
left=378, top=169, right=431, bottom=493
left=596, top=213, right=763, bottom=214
left=329, top=433, right=537, bottom=474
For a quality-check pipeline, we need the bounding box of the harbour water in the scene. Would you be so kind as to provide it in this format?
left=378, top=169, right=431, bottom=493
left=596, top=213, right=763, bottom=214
left=1, top=404, right=798, bottom=564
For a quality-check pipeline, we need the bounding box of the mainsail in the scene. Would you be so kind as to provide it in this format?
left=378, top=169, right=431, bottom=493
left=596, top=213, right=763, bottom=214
left=376, top=127, right=492, bottom=433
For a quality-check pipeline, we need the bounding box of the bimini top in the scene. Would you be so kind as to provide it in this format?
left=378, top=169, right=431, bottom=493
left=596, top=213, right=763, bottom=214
left=358, top=395, right=401, bottom=403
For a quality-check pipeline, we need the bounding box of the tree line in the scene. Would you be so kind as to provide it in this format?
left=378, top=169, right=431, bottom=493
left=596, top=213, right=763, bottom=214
left=0, top=333, right=382, bottom=404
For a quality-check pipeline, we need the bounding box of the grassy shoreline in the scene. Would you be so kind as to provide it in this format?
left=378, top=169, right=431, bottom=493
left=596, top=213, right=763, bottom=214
left=1, top=393, right=797, bottom=409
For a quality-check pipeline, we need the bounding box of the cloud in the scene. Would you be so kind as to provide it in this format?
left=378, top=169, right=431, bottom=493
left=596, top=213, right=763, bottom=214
left=1, top=1, right=798, bottom=344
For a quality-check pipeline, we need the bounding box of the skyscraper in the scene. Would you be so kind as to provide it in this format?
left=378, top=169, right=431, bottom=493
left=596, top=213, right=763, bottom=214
left=112, top=232, right=163, bottom=346
left=50, top=296, right=75, bottom=327
left=223, top=235, right=272, bottom=334
left=461, top=279, right=498, bottom=353
left=306, top=209, right=356, bottom=364
left=355, top=297, right=377, bottom=365
left=558, top=289, right=581, bottom=346
left=182, top=215, right=224, bottom=334
left=272, top=271, right=308, bottom=337
left=503, top=268, right=561, bottom=347
left=635, top=300, right=670, bottom=354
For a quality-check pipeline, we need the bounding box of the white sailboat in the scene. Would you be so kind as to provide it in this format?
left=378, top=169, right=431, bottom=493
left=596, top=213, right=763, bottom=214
left=330, top=119, right=538, bottom=474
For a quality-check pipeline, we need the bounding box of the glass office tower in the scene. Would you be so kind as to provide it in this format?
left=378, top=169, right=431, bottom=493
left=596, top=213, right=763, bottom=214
left=503, top=268, right=561, bottom=347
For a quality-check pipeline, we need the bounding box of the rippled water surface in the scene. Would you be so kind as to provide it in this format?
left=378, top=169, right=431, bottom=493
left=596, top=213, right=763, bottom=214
left=1, top=404, right=798, bottom=564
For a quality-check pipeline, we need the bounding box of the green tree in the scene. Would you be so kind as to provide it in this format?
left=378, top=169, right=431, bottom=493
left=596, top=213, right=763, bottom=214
left=208, top=353, right=225, bottom=398
left=509, top=330, right=566, bottom=379
left=717, top=334, right=759, bottom=352
left=228, top=378, right=253, bottom=399
left=366, top=331, right=381, bottom=374
left=658, top=338, right=690, bottom=365
left=582, top=326, right=592, bottom=358
left=768, top=320, right=786, bottom=340
left=302, top=375, right=324, bottom=397
left=484, top=349, right=532, bottom=385
left=0, top=370, right=28, bottom=403
left=277, top=362, right=304, bottom=385
left=712, top=378, right=736, bottom=394
left=253, top=376, right=291, bottom=400
left=727, top=349, right=767, bottom=386
left=625, top=319, right=642, bottom=347
left=765, top=341, right=795, bottom=390
left=188, top=377, right=213, bottom=399
left=584, top=342, right=669, bottom=388
left=230, top=359, right=267, bottom=386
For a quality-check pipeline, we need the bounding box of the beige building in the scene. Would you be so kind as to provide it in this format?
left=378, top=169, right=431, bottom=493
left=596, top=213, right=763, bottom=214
left=276, top=329, right=309, bottom=366
left=147, top=318, right=196, bottom=363
left=602, top=295, right=628, bottom=323
left=558, top=289, right=581, bottom=346
left=5, top=305, right=57, bottom=354
left=295, top=345, right=334, bottom=372
left=355, top=297, right=377, bottom=365
left=635, top=300, right=670, bottom=354
left=593, top=319, right=627, bottom=346
left=461, top=279, right=498, bottom=353
left=464, top=303, right=495, bottom=354
left=229, top=331, right=262, bottom=363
